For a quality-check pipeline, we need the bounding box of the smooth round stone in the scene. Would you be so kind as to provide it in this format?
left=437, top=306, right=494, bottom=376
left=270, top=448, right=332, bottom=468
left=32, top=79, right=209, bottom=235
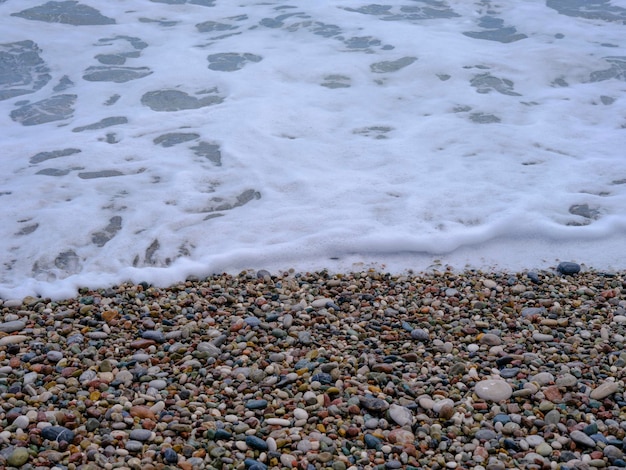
left=88, top=331, right=109, bottom=340
left=364, top=434, right=383, bottom=450
left=544, top=409, right=561, bottom=425
left=530, top=372, right=554, bottom=385
left=526, top=435, right=545, bottom=447
left=604, top=445, right=624, bottom=461
left=246, top=399, right=268, bottom=410
left=590, top=381, right=619, bottom=400
left=467, top=344, right=480, bottom=353
left=245, top=435, right=268, bottom=451
left=129, top=429, right=154, bottom=442
left=13, top=415, right=30, bottom=430
left=7, top=447, right=29, bottom=467
left=536, top=442, right=553, bottom=457
left=475, top=429, right=497, bottom=440
left=479, top=334, right=502, bottom=346
left=570, top=430, right=596, bottom=447
left=418, top=396, right=435, bottom=410
left=500, top=368, right=519, bottom=378
left=281, top=454, right=297, bottom=468
left=125, top=440, right=143, bottom=453
left=141, top=330, right=165, bottom=342
left=557, top=262, right=580, bottom=274
left=293, top=408, right=308, bottom=420
left=411, top=329, right=429, bottom=341
left=244, top=316, right=261, bottom=327
left=388, top=404, right=413, bottom=426
left=388, top=428, right=415, bottom=446
left=266, top=418, right=291, bottom=426
left=148, top=379, right=167, bottom=390
left=0, top=335, right=30, bottom=346
left=2, top=299, right=23, bottom=308
left=475, top=380, right=513, bottom=402
left=532, top=333, right=554, bottom=342
left=163, top=448, right=178, bottom=463
left=0, top=320, right=26, bottom=333
left=555, top=374, right=578, bottom=388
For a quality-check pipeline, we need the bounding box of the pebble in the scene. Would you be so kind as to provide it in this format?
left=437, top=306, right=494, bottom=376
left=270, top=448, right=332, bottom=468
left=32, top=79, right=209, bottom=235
left=388, top=404, right=413, bottom=426
left=571, top=430, right=597, bottom=448
left=590, top=381, right=619, bottom=400
left=0, top=320, right=26, bottom=333
left=7, top=447, right=30, bottom=467
left=475, top=379, right=513, bottom=402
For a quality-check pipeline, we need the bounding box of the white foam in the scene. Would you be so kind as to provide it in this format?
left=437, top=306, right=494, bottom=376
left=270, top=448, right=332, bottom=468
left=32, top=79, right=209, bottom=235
left=0, top=0, right=625, bottom=299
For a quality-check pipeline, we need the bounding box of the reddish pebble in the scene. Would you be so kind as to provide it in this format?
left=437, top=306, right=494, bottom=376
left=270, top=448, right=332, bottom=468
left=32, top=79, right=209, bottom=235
left=130, top=339, right=156, bottom=349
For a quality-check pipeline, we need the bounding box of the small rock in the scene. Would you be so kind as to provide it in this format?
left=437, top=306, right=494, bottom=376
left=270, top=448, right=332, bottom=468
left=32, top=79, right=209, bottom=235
left=245, top=435, right=268, bottom=451
left=475, top=380, right=512, bottom=402
left=570, top=430, right=596, bottom=448
left=557, top=262, right=580, bottom=275
left=590, top=381, right=619, bottom=400
left=388, top=404, right=413, bottom=426
left=129, top=429, right=153, bottom=442
left=7, top=447, right=30, bottom=467
left=0, top=320, right=26, bottom=333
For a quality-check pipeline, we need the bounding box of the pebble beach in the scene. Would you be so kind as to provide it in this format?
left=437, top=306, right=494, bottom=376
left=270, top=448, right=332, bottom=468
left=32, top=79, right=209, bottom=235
left=1, top=265, right=626, bottom=470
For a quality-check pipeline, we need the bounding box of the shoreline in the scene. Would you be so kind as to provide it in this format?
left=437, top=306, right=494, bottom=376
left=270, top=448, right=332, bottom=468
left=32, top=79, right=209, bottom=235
left=1, top=268, right=625, bottom=469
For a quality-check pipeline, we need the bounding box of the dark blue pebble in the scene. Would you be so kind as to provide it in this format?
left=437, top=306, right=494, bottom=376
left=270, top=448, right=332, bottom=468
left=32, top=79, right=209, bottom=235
left=294, top=359, right=316, bottom=371
left=163, top=448, right=178, bottom=463
left=500, top=368, right=520, bottom=378
left=326, top=301, right=341, bottom=310
left=245, top=399, right=268, bottom=410
left=493, top=413, right=511, bottom=424
left=385, top=461, right=403, bottom=469
left=612, top=459, right=626, bottom=467
left=265, top=314, right=279, bottom=322
left=527, top=271, right=540, bottom=283
left=584, top=423, right=598, bottom=435
left=41, top=426, right=76, bottom=442
left=557, top=261, right=580, bottom=275
left=590, top=433, right=608, bottom=443
left=245, top=435, right=268, bottom=451
left=495, top=356, right=514, bottom=367
left=66, top=333, right=84, bottom=345
left=503, top=438, right=519, bottom=451
left=244, top=458, right=268, bottom=470
left=311, top=373, right=333, bottom=384
left=401, top=321, right=413, bottom=332
left=141, top=330, right=165, bottom=343
left=214, top=429, right=232, bottom=440
left=244, top=317, right=261, bottom=327
left=364, top=433, right=383, bottom=450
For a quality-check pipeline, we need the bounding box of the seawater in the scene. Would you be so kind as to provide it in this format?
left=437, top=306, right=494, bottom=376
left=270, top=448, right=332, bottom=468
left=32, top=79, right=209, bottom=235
left=1, top=0, right=626, bottom=299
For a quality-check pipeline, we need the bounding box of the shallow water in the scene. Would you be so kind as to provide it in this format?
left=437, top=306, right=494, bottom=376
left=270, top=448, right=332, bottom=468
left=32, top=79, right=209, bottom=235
left=1, top=0, right=625, bottom=298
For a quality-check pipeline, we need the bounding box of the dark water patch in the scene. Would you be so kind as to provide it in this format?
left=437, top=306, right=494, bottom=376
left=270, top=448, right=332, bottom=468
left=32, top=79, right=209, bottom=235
left=196, top=21, right=238, bottom=33
left=104, top=94, right=120, bottom=106
left=36, top=168, right=71, bottom=176
left=569, top=204, right=601, bottom=220
left=91, top=216, right=122, bottom=247
left=371, top=56, right=417, bottom=73
left=463, top=16, right=527, bottom=43
left=10, top=94, right=76, bottom=126
left=590, top=57, right=626, bottom=82
left=471, top=73, right=520, bottom=96
left=202, top=189, right=261, bottom=217
left=344, top=36, right=382, bottom=50
left=0, top=40, right=51, bottom=101
left=78, top=170, right=123, bottom=179
left=55, top=250, right=80, bottom=273
left=154, top=133, right=200, bottom=147
left=353, top=126, right=393, bottom=139
left=83, top=66, right=153, bottom=83
left=72, top=116, right=128, bottom=133
left=191, top=141, right=221, bottom=166
left=30, top=148, right=81, bottom=164
left=469, top=112, right=501, bottom=124
left=12, top=1, right=115, bottom=26
left=139, top=17, right=179, bottom=27
left=547, top=0, right=626, bottom=23
left=321, top=75, right=351, bottom=89
left=16, top=224, right=39, bottom=236
left=53, top=75, right=74, bottom=92
left=207, top=53, right=262, bottom=71
left=141, top=89, right=224, bottom=111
